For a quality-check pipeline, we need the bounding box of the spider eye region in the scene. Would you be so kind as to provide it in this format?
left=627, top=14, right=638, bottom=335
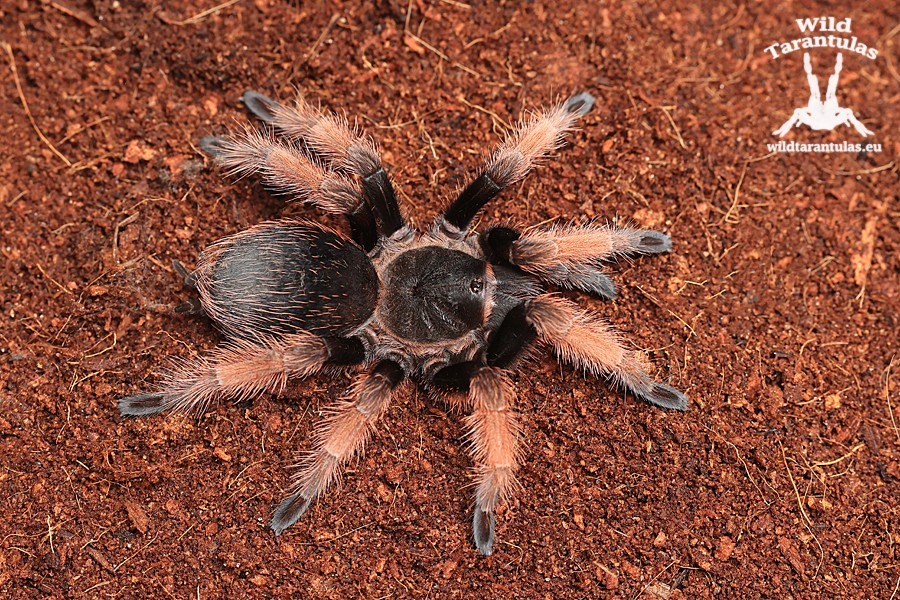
left=381, top=247, right=486, bottom=342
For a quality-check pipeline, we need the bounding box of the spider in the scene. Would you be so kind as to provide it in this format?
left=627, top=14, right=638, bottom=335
left=119, top=89, right=688, bottom=555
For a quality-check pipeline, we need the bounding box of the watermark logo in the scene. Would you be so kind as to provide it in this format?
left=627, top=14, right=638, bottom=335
left=772, top=53, right=872, bottom=138
left=765, top=17, right=880, bottom=152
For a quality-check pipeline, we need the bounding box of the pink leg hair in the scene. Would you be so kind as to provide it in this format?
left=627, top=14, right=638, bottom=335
left=464, top=367, right=522, bottom=555
left=117, top=333, right=328, bottom=417
left=526, top=294, right=687, bottom=411
left=271, top=364, right=398, bottom=533
left=511, top=222, right=671, bottom=297
left=207, top=128, right=361, bottom=214
left=483, top=99, right=585, bottom=188
left=266, top=96, right=383, bottom=178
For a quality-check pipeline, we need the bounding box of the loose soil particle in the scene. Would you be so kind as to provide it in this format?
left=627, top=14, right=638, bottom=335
left=1, top=1, right=897, bottom=598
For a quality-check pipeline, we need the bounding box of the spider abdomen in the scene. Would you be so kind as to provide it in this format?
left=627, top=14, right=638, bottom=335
left=196, top=221, right=379, bottom=340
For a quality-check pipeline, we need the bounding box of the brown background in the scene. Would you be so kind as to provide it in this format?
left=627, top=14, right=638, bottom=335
left=1, top=0, right=897, bottom=598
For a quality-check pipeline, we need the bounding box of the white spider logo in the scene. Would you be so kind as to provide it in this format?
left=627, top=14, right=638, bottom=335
left=772, top=52, right=873, bottom=138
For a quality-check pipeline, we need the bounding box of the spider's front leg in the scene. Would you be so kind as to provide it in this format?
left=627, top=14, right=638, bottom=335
left=440, top=92, right=595, bottom=233
left=118, top=334, right=363, bottom=417
left=481, top=222, right=671, bottom=299
left=271, top=360, right=404, bottom=533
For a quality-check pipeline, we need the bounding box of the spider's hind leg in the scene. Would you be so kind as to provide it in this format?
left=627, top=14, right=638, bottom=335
left=118, top=333, right=361, bottom=417
left=240, top=90, right=405, bottom=240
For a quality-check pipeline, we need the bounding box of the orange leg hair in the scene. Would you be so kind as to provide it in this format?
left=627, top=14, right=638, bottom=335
left=510, top=222, right=672, bottom=298
left=117, top=333, right=328, bottom=417
left=464, top=367, right=522, bottom=556
left=271, top=361, right=404, bottom=534
left=242, top=91, right=384, bottom=179
left=525, top=294, right=688, bottom=411
left=203, top=128, right=361, bottom=215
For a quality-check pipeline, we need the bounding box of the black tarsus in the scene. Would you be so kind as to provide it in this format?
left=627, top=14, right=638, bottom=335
left=473, top=508, right=495, bottom=556
left=636, top=230, right=672, bottom=254
left=199, top=135, right=227, bottom=157
left=118, top=392, right=166, bottom=417
left=241, top=90, right=278, bottom=123
left=563, top=91, right=596, bottom=117
left=638, top=383, right=689, bottom=412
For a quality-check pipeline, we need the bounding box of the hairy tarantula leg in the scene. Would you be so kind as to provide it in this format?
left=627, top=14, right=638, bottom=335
left=442, top=91, right=595, bottom=231
left=271, top=361, right=404, bottom=534
left=200, top=130, right=362, bottom=216
left=117, top=334, right=360, bottom=417
left=526, top=294, right=688, bottom=411
left=464, top=367, right=522, bottom=556
left=241, top=90, right=405, bottom=238
left=481, top=223, right=671, bottom=299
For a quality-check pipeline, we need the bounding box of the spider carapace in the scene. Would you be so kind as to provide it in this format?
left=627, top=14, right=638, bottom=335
left=120, top=90, right=688, bottom=555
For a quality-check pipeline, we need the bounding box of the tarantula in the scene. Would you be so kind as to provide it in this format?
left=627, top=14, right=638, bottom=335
left=119, top=89, right=688, bottom=555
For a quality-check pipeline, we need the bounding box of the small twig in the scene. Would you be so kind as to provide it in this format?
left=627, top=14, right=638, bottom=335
left=35, top=263, right=73, bottom=295
left=303, top=13, right=340, bottom=66
left=45, top=0, right=107, bottom=31
left=659, top=106, right=686, bottom=149
left=812, top=443, right=865, bottom=467
left=438, top=0, right=471, bottom=8
left=456, top=95, right=512, bottom=130
left=885, top=356, right=899, bottom=442
left=113, top=213, right=139, bottom=260
left=721, top=162, right=748, bottom=225
left=2, top=42, right=71, bottom=166
left=780, top=445, right=812, bottom=528
left=157, top=0, right=242, bottom=26
left=825, top=161, right=895, bottom=176
left=57, top=116, right=110, bottom=145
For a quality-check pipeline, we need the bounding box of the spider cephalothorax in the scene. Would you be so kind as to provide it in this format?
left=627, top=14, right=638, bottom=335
left=120, top=90, right=688, bottom=555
